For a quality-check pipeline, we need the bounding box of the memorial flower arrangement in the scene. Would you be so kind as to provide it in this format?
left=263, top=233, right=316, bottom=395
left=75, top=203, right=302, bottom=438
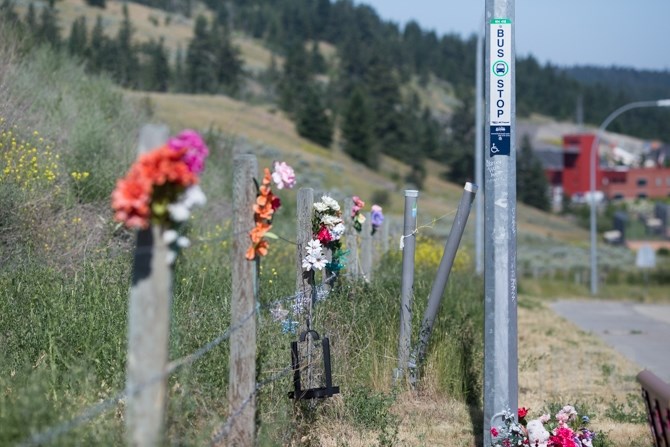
left=246, top=161, right=296, bottom=260
left=351, top=196, right=366, bottom=232
left=490, top=406, right=597, bottom=447
left=303, top=195, right=346, bottom=273
left=111, top=129, right=208, bottom=263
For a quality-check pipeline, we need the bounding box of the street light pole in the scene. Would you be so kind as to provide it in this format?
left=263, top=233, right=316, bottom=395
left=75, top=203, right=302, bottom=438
left=590, top=99, right=670, bottom=295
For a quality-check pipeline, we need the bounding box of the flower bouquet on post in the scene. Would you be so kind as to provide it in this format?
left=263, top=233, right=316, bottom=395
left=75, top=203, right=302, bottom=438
left=490, top=405, right=598, bottom=447
left=311, top=195, right=346, bottom=285
left=111, top=129, right=208, bottom=266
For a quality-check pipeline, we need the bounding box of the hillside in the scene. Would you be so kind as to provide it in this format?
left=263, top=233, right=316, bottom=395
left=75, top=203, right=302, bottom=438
left=0, top=7, right=657, bottom=447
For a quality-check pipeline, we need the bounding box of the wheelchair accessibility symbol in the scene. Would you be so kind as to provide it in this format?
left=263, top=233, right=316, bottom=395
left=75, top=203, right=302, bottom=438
left=490, top=143, right=500, bottom=154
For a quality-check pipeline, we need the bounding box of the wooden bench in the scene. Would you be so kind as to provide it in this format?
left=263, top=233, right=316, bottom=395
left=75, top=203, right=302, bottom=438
left=638, top=369, right=670, bottom=447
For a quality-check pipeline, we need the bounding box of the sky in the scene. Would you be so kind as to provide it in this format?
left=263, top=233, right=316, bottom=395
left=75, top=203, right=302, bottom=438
left=355, top=0, right=670, bottom=71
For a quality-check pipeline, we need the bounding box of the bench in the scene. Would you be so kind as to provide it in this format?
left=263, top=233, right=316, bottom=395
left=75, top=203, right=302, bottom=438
left=638, top=369, right=670, bottom=447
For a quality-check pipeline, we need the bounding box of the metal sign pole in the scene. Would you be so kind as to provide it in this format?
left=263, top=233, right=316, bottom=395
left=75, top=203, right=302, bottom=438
left=483, top=0, right=518, bottom=445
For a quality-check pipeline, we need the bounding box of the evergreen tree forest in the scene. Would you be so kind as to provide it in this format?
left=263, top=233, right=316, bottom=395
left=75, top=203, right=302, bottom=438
left=3, top=0, right=669, bottom=199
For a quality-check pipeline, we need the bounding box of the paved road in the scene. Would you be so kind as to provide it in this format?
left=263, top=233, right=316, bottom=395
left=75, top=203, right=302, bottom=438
left=550, top=300, right=670, bottom=382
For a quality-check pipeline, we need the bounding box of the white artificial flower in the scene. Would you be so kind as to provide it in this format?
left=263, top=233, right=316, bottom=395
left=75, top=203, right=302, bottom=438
left=177, top=236, right=190, bottom=248
left=163, top=229, right=179, bottom=244
left=181, top=185, right=207, bottom=208
left=526, top=419, right=549, bottom=447
left=321, top=214, right=342, bottom=227
left=321, top=195, right=340, bottom=211
left=168, top=203, right=190, bottom=222
left=313, top=201, right=328, bottom=212
left=311, top=253, right=327, bottom=270
left=302, top=255, right=316, bottom=271
left=306, top=239, right=322, bottom=254
left=330, top=222, right=345, bottom=240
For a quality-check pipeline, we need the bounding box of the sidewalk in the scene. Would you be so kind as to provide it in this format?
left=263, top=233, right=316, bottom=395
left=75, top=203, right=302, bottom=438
left=550, top=300, right=670, bottom=382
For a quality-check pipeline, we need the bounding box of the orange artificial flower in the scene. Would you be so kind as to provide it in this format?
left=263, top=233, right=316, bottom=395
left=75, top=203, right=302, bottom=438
left=250, top=222, right=271, bottom=243
left=246, top=239, right=269, bottom=260
left=111, top=173, right=152, bottom=229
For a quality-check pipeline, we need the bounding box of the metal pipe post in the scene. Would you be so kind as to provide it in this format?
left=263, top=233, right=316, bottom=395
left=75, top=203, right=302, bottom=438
left=395, top=190, right=418, bottom=383
left=413, top=183, right=477, bottom=373
left=484, top=1, right=517, bottom=444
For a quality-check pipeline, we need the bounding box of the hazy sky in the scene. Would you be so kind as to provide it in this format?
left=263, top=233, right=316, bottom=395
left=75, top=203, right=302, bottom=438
left=356, top=0, right=670, bottom=71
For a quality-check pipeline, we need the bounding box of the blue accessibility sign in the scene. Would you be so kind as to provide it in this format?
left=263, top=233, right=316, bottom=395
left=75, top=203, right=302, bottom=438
left=489, top=125, right=511, bottom=157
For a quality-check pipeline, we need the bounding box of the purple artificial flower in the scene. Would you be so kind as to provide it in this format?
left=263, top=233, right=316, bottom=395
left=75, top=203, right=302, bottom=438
left=370, top=204, right=384, bottom=228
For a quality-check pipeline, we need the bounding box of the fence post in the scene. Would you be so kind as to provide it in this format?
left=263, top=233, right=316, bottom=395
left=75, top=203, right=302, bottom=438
left=125, top=124, right=171, bottom=447
left=296, top=188, right=317, bottom=389
left=344, top=198, right=359, bottom=279
left=227, top=154, right=258, bottom=446
left=395, top=190, right=418, bottom=384
left=361, top=212, right=373, bottom=282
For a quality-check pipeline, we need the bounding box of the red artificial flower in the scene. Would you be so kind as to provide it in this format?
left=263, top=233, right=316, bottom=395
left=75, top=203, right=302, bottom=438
left=518, top=407, right=529, bottom=419
left=490, top=427, right=499, bottom=437
left=317, top=225, right=332, bottom=244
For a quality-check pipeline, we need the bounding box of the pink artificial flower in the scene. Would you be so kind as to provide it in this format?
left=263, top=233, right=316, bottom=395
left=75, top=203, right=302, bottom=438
left=490, top=427, right=499, bottom=437
left=271, top=161, right=296, bottom=189
left=352, top=196, right=365, bottom=216
left=168, top=129, right=209, bottom=175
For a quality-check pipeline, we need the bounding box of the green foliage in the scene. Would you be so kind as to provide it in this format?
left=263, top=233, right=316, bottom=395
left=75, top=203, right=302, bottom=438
left=345, top=387, right=399, bottom=446
left=342, top=87, right=375, bottom=166
left=296, top=82, right=333, bottom=148
left=517, top=134, right=550, bottom=211
left=85, top=0, right=106, bottom=8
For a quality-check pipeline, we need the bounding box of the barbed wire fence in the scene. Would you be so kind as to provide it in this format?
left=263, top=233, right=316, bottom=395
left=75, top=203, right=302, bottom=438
left=9, top=148, right=462, bottom=446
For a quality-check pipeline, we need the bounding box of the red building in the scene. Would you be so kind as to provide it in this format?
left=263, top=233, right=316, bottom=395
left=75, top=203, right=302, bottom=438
left=544, top=134, right=670, bottom=202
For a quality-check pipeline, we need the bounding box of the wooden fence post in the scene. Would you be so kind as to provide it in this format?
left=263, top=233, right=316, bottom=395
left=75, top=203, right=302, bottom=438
left=227, top=154, right=258, bottom=446
left=344, top=197, right=359, bottom=279
left=125, top=124, right=171, bottom=447
left=295, top=188, right=316, bottom=390
left=361, top=212, right=373, bottom=282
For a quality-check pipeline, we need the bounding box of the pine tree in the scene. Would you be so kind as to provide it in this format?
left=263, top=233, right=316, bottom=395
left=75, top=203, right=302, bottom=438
left=309, top=40, right=326, bottom=74
left=140, top=38, right=170, bottom=92
left=85, top=0, right=106, bottom=8
left=113, top=3, right=139, bottom=88
left=278, top=41, right=310, bottom=116
left=88, top=15, right=106, bottom=73
left=342, top=87, right=376, bottom=167
left=517, top=134, right=550, bottom=211
left=37, top=5, right=60, bottom=48
left=67, top=16, right=88, bottom=58
left=445, top=92, right=476, bottom=184
left=211, top=22, right=243, bottom=94
left=185, top=15, right=217, bottom=93
left=296, top=83, right=333, bottom=148
left=25, top=3, right=36, bottom=30
left=172, top=46, right=186, bottom=92
left=365, top=53, right=408, bottom=162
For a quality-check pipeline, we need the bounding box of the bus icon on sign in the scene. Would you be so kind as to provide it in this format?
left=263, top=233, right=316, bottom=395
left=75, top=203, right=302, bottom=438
left=493, top=61, right=508, bottom=76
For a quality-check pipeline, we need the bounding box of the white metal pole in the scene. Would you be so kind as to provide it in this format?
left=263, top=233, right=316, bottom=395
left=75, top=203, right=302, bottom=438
left=483, top=1, right=517, bottom=445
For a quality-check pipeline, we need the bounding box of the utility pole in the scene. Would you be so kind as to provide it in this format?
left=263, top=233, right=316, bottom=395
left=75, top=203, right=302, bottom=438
left=483, top=1, right=518, bottom=445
